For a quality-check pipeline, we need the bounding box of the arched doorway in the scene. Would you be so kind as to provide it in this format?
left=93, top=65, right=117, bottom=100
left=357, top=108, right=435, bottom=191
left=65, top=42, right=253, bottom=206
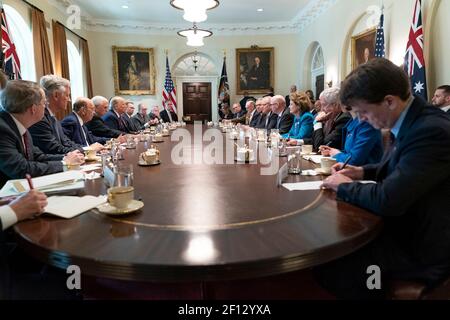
left=173, top=52, right=219, bottom=122
left=311, top=46, right=325, bottom=100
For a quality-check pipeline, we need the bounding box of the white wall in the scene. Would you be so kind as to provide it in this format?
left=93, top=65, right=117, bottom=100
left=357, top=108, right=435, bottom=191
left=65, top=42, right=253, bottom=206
left=295, top=0, right=449, bottom=97
left=86, top=32, right=299, bottom=111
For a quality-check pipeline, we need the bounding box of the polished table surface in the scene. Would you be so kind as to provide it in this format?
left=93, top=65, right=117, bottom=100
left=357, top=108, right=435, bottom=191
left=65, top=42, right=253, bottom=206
left=14, top=125, right=382, bottom=282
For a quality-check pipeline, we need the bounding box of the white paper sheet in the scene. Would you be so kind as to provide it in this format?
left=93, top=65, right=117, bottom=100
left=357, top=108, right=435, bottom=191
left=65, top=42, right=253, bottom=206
left=45, top=195, right=107, bottom=219
left=282, top=181, right=323, bottom=191
left=303, top=155, right=324, bottom=164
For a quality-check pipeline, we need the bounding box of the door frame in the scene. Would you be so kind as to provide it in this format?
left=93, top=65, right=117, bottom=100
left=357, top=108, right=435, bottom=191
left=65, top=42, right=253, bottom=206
left=175, top=76, right=218, bottom=122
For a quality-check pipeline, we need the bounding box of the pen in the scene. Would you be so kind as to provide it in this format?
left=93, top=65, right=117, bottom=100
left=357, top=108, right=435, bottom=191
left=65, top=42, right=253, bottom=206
left=25, top=174, right=34, bottom=190
left=325, top=141, right=333, bottom=147
left=340, top=155, right=353, bottom=171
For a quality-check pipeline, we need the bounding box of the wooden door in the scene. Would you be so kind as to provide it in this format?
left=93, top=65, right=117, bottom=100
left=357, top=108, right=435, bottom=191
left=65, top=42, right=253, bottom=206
left=315, top=74, right=325, bottom=101
left=182, top=82, right=211, bottom=123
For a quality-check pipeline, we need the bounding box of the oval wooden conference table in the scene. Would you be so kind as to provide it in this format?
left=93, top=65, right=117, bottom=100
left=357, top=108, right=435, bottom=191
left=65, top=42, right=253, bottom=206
left=14, top=125, right=382, bottom=283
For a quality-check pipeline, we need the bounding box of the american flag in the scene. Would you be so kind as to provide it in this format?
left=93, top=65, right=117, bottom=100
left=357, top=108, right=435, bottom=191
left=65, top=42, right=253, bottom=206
left=1, top=7, right=21, bottom=79
left=162, top=56, right=177, bottom=113
left=218, top=56, right=229, bottom=102
left=374, top=12, right=385, bottom=58
left=404, top=0, right=427, bottom=100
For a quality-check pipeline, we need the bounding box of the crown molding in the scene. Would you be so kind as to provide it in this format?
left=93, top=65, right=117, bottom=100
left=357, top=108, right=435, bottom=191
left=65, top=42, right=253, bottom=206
left=47, top=0, right=338, bottom=35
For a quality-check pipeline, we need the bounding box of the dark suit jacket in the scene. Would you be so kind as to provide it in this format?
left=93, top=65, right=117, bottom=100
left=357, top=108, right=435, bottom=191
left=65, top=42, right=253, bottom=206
left=160, top=109, right=178, bottom=123
left=307, top=112, right=352, bottom=151
left=249, top=111, right=261, bottom=127
left=0, top=112, right=63, bottom=187
left=132, top=113, right=150, bottom=130
left=275, top=107, right=294, bottom=134
left=61, top=113, right=108, bottom=146
left=102, top=111, right=130, bottom=133
left=337, top=97, right=450, bottom=265
left=29, top=108, right=84, bottom=155
left=85, top=115, right=123, bottom=139
left=231, top=109, right=248, bottom=124
left=254, top=112, right=277, bottom=129
left=121, top=114, right=140, bottom=133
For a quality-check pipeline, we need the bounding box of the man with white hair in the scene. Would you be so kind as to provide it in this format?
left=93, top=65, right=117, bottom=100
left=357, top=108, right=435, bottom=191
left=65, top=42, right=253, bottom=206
left=306, top=87, right=351, bottom=151
left=270, top=95, right=293, bottom=134
left=86, top=96, right=126, bottom=139
left=230, top=103, right=247, bottom=124
left=149, top=106, right=163, bottom=125
left=28, top=75, right=86, bottom=158
left=254, top=96, right=277, bottom=130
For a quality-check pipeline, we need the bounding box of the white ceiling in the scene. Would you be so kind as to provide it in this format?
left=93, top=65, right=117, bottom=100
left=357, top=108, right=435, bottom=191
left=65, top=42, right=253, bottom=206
left=71, top=0, right=311, bottom=25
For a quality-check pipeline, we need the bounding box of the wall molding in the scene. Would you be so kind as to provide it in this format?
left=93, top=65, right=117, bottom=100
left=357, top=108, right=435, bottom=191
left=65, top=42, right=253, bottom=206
left=47, top=0, right=338, bottom=35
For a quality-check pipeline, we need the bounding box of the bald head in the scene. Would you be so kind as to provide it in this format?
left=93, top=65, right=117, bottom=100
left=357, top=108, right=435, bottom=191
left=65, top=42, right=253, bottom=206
left=73, top=97, right=95, bottom=123
left=270, top=95, right=286, bottom=115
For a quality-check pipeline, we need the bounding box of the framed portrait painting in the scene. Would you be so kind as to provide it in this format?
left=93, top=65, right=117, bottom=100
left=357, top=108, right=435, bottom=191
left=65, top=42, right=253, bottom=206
left=236, top=47, right=274, bottom=95
left=112, top=46, right=156, bottom=95
left=351, top=28, right=377, bottom=70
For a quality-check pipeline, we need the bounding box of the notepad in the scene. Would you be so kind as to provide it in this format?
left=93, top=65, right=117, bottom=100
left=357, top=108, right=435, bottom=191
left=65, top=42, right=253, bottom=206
left=282, top=181, right=323, bottom=191
left=0, top=171, right=84, bottom=197
left=302, top=155, right=324, bottom=164
left=45, top=195, right=107, bottom=219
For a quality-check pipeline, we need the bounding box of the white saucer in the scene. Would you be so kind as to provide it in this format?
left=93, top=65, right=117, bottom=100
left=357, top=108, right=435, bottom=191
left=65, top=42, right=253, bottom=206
left=138, top=160, right=161, bottom=167
left=97, top=200, right=144, bottom=216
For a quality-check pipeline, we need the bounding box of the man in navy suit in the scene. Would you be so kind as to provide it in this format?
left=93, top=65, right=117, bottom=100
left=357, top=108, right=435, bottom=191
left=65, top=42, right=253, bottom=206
left=61, top=98, right=108, bottom=147
left=28, top=75, right=85, bottom=158
left=160, top=100, right=178, bottom=123
left=431, top=85, right=450, bottom=114
left=319, top=58, right=450, bottom=299
left=270, top=95, right=293, bottom=134
left=121, top=102, right=140, bottom=133
left=102, top=96, right=133, bottom=133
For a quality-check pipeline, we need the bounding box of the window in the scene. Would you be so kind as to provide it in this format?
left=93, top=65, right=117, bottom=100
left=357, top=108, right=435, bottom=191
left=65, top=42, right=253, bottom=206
left=3, top=5, right=36, bottom=81
left=67, top=39, right=84, bottom=100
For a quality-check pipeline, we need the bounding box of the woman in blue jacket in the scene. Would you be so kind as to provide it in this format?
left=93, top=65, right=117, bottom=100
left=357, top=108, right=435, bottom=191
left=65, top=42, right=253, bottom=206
left=320, top=109, right=383, bottom=166
left=283, top=91, right=314, bottom=145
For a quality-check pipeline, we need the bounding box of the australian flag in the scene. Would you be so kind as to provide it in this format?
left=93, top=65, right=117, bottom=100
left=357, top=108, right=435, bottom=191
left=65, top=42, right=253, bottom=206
left=404, top=0, right=427, bottom=100
left=1, top=7, right=21, bottom=79
left=374, top=12, right=385, bottom=58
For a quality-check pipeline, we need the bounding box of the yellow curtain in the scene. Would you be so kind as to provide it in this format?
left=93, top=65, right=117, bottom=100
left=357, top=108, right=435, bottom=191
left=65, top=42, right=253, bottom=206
left=52, top=20, right=71, bottom=119
left=80, top=39, right=93, bottom=98
left=31, top=8, right=54, bottom=80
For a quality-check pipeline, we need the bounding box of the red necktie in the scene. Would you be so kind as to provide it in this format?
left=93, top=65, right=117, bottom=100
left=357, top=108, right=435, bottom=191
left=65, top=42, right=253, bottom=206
left=23, top=132, right=30, bottom=160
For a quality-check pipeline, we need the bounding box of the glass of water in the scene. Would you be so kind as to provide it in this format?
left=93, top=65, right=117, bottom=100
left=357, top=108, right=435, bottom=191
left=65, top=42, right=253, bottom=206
left=113, top=164, right=134, bottom=187
left=287, top=146, right=302, bottom=175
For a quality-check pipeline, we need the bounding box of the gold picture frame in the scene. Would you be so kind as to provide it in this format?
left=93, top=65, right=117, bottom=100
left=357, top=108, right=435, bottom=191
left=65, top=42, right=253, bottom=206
left=112, top=46, right=156, bottom=95
left=236, top=47, right=274, bottom=95
left=351, top=28, right=377, bottom=70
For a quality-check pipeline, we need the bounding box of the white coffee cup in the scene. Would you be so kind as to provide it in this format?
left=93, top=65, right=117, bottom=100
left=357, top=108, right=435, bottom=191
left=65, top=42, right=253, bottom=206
left=107, top=186, right=134, bottom=209
left=301, top=145, right=313, bottom=154
left=321, top=157, right=337, bottom=174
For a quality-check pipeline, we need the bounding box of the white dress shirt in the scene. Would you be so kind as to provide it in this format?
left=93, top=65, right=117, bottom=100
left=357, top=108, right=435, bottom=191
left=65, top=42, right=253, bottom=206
left=0, top=206, right=18, bottom=231
left=74, top=112, right=89, bottom=146
left=441, top=105, right=450, bottom=113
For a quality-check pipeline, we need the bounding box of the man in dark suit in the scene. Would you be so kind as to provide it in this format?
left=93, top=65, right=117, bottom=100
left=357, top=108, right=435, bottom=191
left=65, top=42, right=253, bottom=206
left=254, top=96, right=278, bottom=130
left=431, top=85, right=450, bottom=114
left=28, top=75, right=87, bottom=156
left=230, top=103, right=247, bottom=124
left=132, top=103, right=151, bottom=130
left=0, top=80, right=83, bottom=187
left=61, top=98, right=108, bottom=147
left=102, top=96, right=133, bottom=133
left=270, top=95, right=294, bottom=134
left=249, top=99, right=262, bottom=127
left=121, top=102, right=140, bottom=133
left=87, top=96, right=126, bottom=140
left=160, top=100, right=179, bottom=123
left=319, top=58, right=450, bottom=299
left=305, top=87, right=351, bottom=151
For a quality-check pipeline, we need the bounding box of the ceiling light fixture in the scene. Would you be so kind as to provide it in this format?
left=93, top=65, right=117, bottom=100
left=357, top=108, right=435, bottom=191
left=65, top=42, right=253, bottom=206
left=170, top=0, right=220, bottom=23
left=121, top=5, right=129, bottom=9
left=257, top=8, right=264, bottom=12
left=177, top=23, right=213, bottom=47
